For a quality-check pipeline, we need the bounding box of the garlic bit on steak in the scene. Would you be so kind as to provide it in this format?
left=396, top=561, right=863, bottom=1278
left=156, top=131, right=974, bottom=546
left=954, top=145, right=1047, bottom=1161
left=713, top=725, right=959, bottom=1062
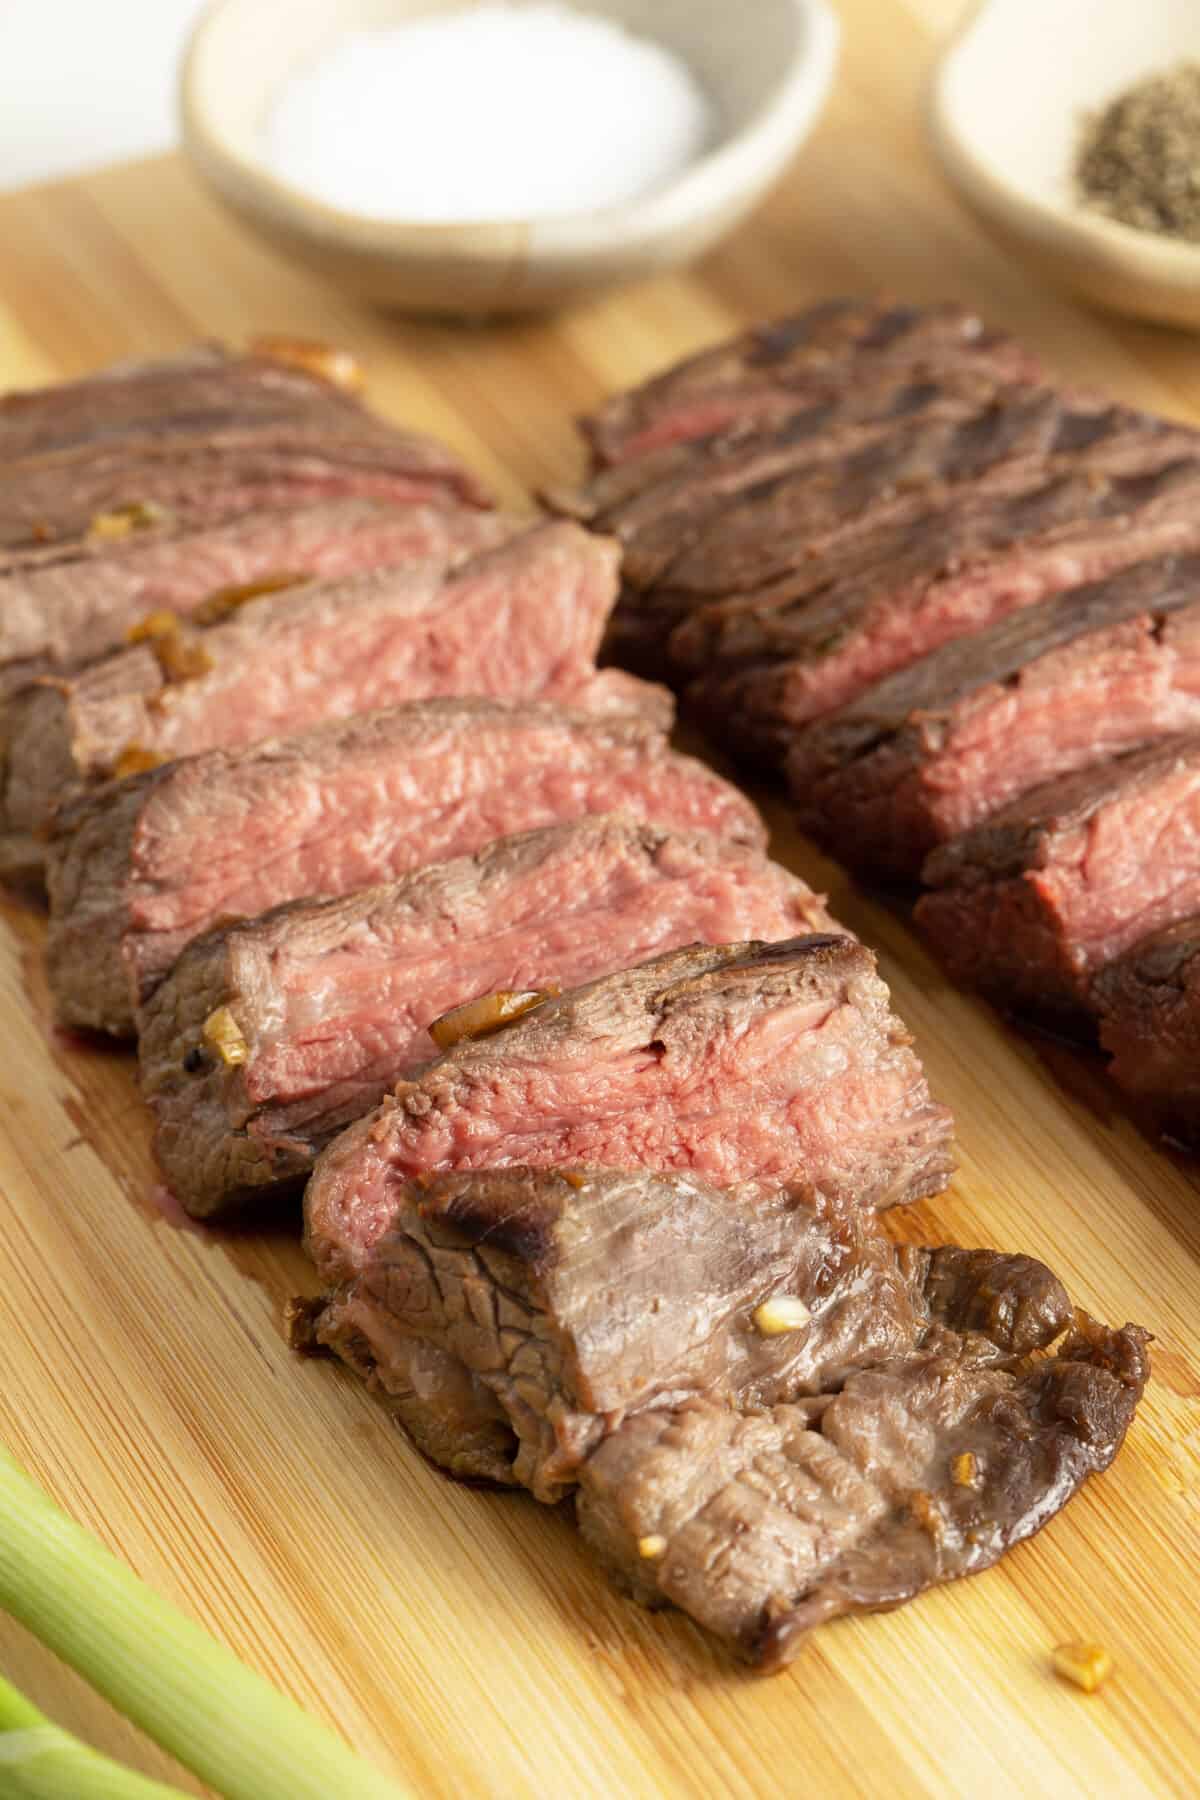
left=202, top=1005, right=249, bottom=1067
left=752, top=1294, right=812, bottom=1336
left=429, top=988, right=555, bottom=1050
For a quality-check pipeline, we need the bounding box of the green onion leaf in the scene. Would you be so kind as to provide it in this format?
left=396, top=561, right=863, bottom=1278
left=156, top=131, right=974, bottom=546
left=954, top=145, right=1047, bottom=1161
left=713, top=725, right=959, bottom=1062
left=0, top=1446, right=408, bottom=1800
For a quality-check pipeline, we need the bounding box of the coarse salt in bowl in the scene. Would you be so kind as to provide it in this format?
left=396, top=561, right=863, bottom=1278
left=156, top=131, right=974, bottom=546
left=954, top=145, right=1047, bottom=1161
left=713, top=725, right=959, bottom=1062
left=180, top=0, right=840, bottom=315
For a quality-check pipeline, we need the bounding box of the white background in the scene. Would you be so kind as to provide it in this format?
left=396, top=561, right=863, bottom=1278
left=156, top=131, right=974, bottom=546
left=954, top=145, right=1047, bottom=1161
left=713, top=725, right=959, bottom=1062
left=0, top=0, right=209, bottom=190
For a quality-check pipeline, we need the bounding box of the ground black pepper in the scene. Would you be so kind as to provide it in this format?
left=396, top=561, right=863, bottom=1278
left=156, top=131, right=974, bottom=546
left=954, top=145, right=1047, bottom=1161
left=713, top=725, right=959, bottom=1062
left=1076, top=64, right=1200, bottom=243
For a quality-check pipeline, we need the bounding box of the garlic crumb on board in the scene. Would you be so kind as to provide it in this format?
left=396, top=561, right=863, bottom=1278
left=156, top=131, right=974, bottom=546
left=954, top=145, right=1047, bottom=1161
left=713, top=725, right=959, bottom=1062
left=1052, top=1641, right=1113, bottom=1693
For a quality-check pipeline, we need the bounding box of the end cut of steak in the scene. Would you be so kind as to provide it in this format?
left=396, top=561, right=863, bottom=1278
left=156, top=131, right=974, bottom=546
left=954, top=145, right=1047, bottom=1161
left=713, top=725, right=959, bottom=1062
left=1094, top=921, right=1200, bottom=1146
left=141, top=818, right=832, bottom=1219
left=2, top=521, right=620, bottom=868
left=0, top=497, right=512, bottom=702
left=45, top=700, right=762, bottom=1037
left=581, top=299, right=1044, bottom=467
left=676, top=460, right=1200, bottom=759
left=303, top=1163, right=1146, bottom=1669
left=303, top=936, right=956, bottom=1289
left=917, top=736, right=1200, bottom=1022
left=789, top=552, right=1200, bottom=879
left=579, top=1297, right=1147, bottom=1669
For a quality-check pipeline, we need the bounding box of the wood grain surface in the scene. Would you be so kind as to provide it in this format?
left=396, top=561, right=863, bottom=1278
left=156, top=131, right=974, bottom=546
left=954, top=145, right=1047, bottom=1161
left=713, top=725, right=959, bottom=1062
left=1, top=2, right=1197, bottom=1794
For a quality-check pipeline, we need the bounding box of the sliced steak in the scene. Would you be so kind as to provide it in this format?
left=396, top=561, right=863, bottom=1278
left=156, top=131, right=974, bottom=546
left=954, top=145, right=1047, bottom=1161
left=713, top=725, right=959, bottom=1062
left=308, top=1175, right=928, bottom=1496
left=677, top=461, right=1200, bottom=758
left=0, top=498, right=511, bottom=699
left=2, top=522, right=619, bottom=871
left=916, top=737, right=1200, bottom=1022
left=142, top=819, right=833, bottom=1218
left=45, top=701, right=762, bottom=1037
left=1095, top=921, right=1200, bottom=1145
left=303, top=936, right=956, bottom=1289
left=650, top=397, right=1197, bottom=603
left=0, top=341, right=369, bottom=462
left=790, top=553, right=1200, bottom=879
left=581, top=300, right=1043, bottom=466
left=579, top=1305, right=1147, bottom=1669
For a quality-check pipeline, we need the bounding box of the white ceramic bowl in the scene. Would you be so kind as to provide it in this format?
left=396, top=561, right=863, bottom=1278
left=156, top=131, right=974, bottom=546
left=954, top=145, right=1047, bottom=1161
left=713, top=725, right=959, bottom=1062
left=930, top=0, right=1200, bottom=331
left=180, top=0, right=839, bottom=317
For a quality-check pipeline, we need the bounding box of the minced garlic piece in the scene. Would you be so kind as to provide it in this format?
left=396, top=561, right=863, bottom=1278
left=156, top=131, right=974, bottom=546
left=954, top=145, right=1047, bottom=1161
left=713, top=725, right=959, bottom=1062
left=430, top=988, right=554, bottom=1049
left=952, top=1452, right=978, bottom=1487
left=752, top=1295, right=812, bottom=1336
left=636, top=1535, right=667, bottom=1559
left=128, top=610, right=181, bottom=643
left=89, top=500, right=170, bottom=541
left=251, top=335, right=364, bottom=392
left=202, top=1006, right=249, bottom=1067
left=113, top=744, right=167, bottom=779
left=1052, top=1641, right=1113, bottom=1693
left=193, top=571, right=303, bottom=624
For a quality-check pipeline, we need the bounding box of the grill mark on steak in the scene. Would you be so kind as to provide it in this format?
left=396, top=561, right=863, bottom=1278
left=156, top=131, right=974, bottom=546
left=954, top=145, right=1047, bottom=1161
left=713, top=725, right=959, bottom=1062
left=1095, top=920, right=1200, bottom=1144
left=788, top=552, right=1200, bottom=878
left=302, top=936, right=956, bottom=1289
left=581, top=299, right=1043, bottom=467
left=305, top=1163, right=1146, bottom=1668
left=1, top=521, right=620, bottom=874
left=676, top=461, right=1200, bottom=757
left=45, top=700, right=764, bottom=1038
left=916, top=736, right=1200, bottom=1023
left=138, top=817, right=832, bottom=1219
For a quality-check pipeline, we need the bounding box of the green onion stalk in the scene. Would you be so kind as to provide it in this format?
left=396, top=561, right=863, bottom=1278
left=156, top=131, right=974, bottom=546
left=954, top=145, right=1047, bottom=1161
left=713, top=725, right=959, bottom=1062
left=0, top=1671, right=188, bottom=1797
left=0, top=1445, right=407, bottom=1799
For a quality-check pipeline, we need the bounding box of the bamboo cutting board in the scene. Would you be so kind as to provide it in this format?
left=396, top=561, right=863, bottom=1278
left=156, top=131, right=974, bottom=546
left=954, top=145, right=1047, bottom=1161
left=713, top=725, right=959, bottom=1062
left=1, top=2, right=1198, bottom=1794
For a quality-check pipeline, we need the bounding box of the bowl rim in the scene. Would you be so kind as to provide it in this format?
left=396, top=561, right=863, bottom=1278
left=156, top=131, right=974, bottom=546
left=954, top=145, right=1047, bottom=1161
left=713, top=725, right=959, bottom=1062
left=180, top=0, right=840, bottom=252
left=928, top=0, right=1200, bottom=295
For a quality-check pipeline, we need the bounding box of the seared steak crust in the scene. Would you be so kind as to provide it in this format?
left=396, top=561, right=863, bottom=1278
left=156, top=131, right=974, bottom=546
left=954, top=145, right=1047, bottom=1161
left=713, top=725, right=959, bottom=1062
left=1095, top=920, right=1200, bottom=1144
left=140, top=818, right=831, bottom=1218
left=303, top=936, right=956, bottom=1288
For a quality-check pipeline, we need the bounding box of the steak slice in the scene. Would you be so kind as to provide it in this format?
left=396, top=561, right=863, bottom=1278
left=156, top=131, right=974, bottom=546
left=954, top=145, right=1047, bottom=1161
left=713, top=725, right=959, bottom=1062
left=790, top=553, right=1200, bottom=879
left=1095, top=921, right=1200, bottom=1145
left=579, top=1305, right=1147, bottom=1670
left=307, top=1175, right=928, bottom=1496
left=0, top=342, right=369, bottom=462
left=650, top=397, right=1197, bottom=603
left=916, top=737, right=1200, bottom=1023
left=581, top=299, right=1043, bottom=466
left=45, top=700, right=762, bottom=1037
left=303, top=936, right=956, bottom=1289
left=0, top=498, right=511, bottom=699
left=677, top=461, right=1200, bottom=758
left=2, top=522, right=620, bottom=870
left=141, top=819, right=833, bottom=1218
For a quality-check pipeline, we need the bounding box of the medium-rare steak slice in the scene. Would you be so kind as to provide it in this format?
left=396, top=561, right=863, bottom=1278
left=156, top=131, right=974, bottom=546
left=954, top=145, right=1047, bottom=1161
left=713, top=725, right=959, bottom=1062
left=0, top=341, right=370, bottom=462
left=917, top=737, right=1200, bottom=1022
left=141, top=819, right=833, bottom=1218
left=581, top=299, right=1043, bottom=466
left=0, top=429, right=486, bottom=556
left=303, top=937, right=956, bottom=1289
left=0, top=499, right=511, bottom=700
left=2, top=522, right=619, bottom=870
left=45, top=701, right=762, bottom=1037
left=304, top=1164, right=1146, bottom=1668
left=677, top=461, right=1200, bottom=759
left=790, top=553, right=1200, bottom=878
left=306, top=1175, right=928, bottom=1495
left=649, top=398, right=1197, bottom=603
left=579, top=1304, right=1147, bottom=1670
left=1095, top=921, right=1200, bottom=1145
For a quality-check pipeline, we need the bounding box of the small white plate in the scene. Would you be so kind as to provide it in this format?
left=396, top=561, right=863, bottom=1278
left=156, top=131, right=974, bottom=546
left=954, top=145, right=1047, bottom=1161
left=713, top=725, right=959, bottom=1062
left=930, top=0, right=1200, bottom=331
